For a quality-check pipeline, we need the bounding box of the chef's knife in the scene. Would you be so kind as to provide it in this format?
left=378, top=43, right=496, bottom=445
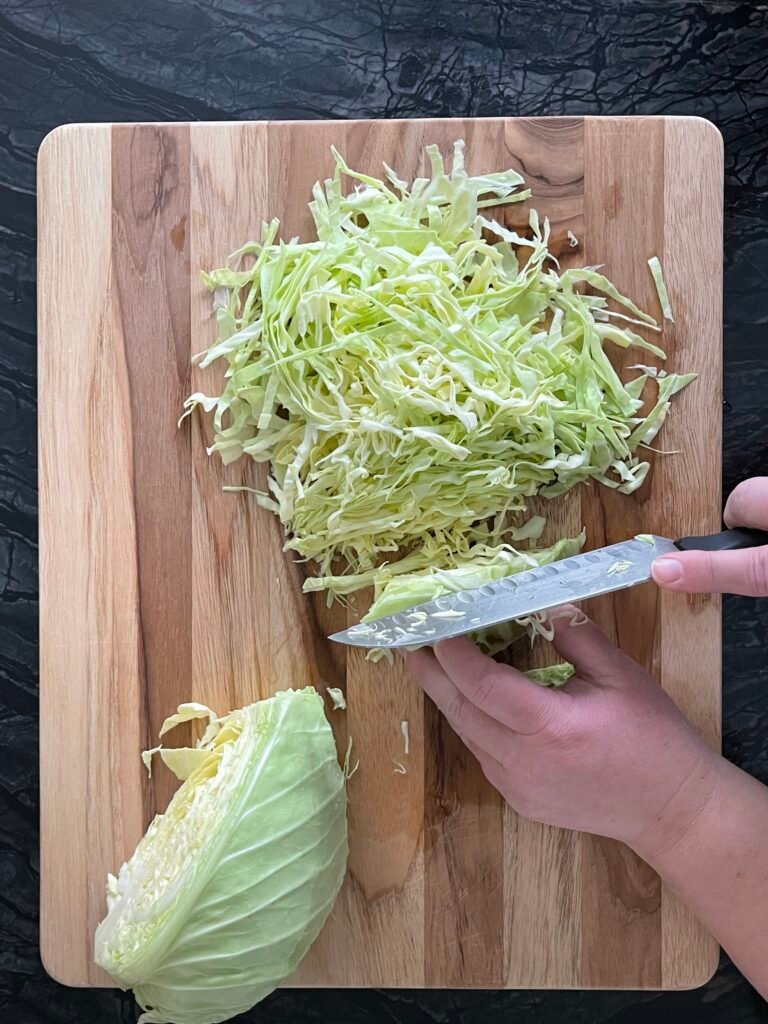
left=329, top=528, right=768, bottom=650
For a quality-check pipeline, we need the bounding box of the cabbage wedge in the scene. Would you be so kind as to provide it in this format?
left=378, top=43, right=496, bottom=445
left=95, top=688, right=348, bottom=1024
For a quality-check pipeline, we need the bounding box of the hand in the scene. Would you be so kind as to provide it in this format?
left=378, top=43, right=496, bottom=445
left=652, top=476, right=768, bottom=595
left=405, top=613, right=723, bottom=855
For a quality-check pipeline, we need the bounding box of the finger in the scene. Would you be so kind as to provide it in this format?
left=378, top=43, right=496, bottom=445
left=652, top=546, right=768, bottom=597
left=404, top=647, right=515, bottom=759
left=550, top=609, right=637, bottom=687
left=431, top=636, right=563, bottom=735
left=724, top=477, right=768, bottom=530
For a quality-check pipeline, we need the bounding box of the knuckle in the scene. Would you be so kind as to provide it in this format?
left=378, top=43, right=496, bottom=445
left=531, top=705, right=572, bottom=742
left=445, top=695, right=467, bottom=726
left=515, top=690, right=572, bottom=738
left=746, top=549, right=768, bottom=596
left=472, top=666, right=500, bottom=709
left=724, top=477, right=768, bottom=529
left=697, top=552, right=718, bottom=592
left=723, top=481, right=751, bottom=525
left=537, top=709, right=587, bottom=752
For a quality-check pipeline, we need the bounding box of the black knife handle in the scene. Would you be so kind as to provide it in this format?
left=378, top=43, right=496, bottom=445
left=675, top=528, right=768, bottom=552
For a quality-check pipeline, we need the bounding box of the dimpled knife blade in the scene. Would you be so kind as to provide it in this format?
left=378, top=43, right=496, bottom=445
left=329, top=535, right=678, bottom=649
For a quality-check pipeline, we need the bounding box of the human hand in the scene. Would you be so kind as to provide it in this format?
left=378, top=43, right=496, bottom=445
left=652, top=476, right=768, bottom=595
left=405, top=614, right=723, bottom=856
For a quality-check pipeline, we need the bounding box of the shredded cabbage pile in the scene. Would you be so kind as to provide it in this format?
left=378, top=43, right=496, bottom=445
left=185, top=141, right=692, bottom=615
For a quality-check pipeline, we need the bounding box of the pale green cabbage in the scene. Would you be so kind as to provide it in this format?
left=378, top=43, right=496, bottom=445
left=363, top=533, right=583, bottom=623
left=184, top=142, right=692, bottom=606
left=351, top=533, right=584, bottom=676
left=95, top=688, right=347, bottom=1024
left=525, top=663, right=575, bottom=687
left=361, top=532, right=585, bottom=656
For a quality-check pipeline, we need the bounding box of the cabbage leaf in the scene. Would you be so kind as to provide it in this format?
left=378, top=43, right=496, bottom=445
left=525, top=663, right=575, bottom=687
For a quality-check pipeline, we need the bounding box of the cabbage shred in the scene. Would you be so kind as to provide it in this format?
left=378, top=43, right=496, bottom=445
left=186, top=142, right=691, bottom=601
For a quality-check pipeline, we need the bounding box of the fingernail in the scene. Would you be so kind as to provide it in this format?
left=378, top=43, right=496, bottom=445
left=652, top=557, right=682, bottom=584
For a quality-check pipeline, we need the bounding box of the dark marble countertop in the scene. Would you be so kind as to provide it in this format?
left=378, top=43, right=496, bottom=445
left=1, top=0, right=767, bottom=1021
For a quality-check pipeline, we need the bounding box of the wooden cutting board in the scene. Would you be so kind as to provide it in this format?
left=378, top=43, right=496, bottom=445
left=39, top=116, right=723, bottom=991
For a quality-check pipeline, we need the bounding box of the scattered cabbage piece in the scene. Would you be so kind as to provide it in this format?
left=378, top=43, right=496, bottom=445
left=140, top=748, right=162, bottom=779
left=326, top=686, right=347, bottom=710
left=648, top=256, right=674, bottom=322
left=525, top=663, right=575, bottom=687
left=401, top=720, right=410, bottom=756
left=343, top=735, right=359, bottom=779
left=606, top=559, right=633, bottom=575
left=186, top=143, right=693, bottom=604
left=507, top=515, right=547, bottom=542
left=95, top=689, right=348, bottom=1024
left=629, top=363, right=665, bottom=379
left=512, top=605, right=588, bottom=645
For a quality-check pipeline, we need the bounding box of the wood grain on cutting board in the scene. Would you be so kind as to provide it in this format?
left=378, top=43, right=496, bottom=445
left=38, top=116, right=723, bottom=990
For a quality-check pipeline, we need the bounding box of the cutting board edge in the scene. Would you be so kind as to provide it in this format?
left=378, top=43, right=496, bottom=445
left=37, top=114, right=724, bottom=992
left=37, top=113, right=725, bottom=134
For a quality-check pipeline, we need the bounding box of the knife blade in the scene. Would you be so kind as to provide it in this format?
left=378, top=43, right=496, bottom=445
left=328, top=527, right=768, bottom=649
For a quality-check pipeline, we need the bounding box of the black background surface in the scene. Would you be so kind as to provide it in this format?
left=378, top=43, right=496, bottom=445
left=1, top=1, right=767, bottom=1021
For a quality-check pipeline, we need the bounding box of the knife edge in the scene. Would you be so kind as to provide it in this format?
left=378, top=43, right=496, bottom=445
left=329, top=535, right=678, bottom=649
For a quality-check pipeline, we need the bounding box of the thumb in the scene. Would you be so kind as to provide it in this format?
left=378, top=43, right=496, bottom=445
left=724, top=477, right=768, bottom=531
left=652, top=546, right=768, bottom=597
left=653, top=476, right=768, bottom=596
